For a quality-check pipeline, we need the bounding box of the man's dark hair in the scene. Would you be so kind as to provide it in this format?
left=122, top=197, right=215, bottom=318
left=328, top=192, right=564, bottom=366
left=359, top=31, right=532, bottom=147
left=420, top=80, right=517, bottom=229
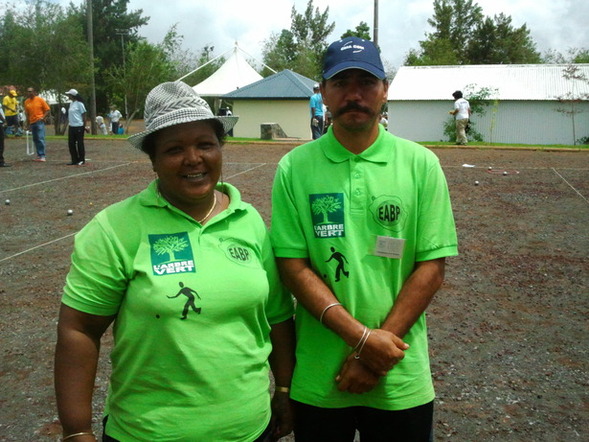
left=452, top=90, right=463, bottom=99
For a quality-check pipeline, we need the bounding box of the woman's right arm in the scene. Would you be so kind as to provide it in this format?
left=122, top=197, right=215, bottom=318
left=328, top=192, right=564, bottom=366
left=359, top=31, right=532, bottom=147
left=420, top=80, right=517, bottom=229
left=54, top=303, right=116, bottom=441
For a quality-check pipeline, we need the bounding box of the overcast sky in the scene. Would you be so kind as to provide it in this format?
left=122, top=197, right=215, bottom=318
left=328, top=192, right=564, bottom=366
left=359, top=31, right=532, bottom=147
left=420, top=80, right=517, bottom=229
left=62, top=0, right=589, bottom=70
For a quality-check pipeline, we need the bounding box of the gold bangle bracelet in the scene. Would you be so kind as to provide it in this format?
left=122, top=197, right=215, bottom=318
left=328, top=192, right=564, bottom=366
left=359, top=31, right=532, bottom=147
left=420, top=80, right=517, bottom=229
left=275, top=386, right=290, bottom=393
left=63, top=432, right=94, bottom=441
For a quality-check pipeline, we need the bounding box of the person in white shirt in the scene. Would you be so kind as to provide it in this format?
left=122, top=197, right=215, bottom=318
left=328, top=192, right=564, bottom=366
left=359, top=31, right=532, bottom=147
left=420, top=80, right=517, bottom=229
left=65, top=88, right=87, bottom=165
left=450, top=90, right=471, bottom=145
left=0, top=101, right=9, bottom=167
left=96, top=115, right=108, bottom=135
left=108, top=105, right=123, bottom=135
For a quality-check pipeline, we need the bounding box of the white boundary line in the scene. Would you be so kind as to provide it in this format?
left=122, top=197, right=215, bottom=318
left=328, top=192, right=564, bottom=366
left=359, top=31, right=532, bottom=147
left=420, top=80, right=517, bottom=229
left=0, top=162, right=269, bottom=263
left=225, top=163, right=267, bottom=179
left=444, top=165, right=589, bottom=171
left=0, top=232, right=77, bottom=263
left=0, top=162, right=133, bottom=194
left=552, top=167, right=589, bottom=205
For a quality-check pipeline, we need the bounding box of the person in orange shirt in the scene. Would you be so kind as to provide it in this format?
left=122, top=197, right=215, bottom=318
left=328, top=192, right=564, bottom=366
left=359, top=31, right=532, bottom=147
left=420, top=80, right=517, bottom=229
left=24, top=87, right=51, bottom=162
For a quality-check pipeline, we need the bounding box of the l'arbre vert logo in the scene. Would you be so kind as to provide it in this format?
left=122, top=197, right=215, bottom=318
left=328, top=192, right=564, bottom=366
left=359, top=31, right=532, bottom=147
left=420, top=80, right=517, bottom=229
left=149, top=233, right=196, bottom=275
left=310, top=193, right=345, bottom=238
left=370, top=195, right=407, bottom=232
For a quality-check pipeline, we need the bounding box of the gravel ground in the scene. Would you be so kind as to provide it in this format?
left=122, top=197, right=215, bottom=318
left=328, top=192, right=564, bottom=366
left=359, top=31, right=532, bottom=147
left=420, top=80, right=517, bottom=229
left=0, top=136, right=587, bottom=441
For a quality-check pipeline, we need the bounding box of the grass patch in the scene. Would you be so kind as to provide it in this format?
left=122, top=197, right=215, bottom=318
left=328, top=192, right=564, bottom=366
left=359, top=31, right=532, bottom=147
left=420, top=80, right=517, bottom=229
left=39, top=134, right=589, bottom=150
left=420, top=141, right=589, bottom=150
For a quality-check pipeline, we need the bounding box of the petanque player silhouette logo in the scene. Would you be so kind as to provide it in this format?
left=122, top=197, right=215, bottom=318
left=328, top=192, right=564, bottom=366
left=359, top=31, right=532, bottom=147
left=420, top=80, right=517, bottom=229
left=325, top=247, right=350, bottom=282
left=168, top=282, right=202, bottom=320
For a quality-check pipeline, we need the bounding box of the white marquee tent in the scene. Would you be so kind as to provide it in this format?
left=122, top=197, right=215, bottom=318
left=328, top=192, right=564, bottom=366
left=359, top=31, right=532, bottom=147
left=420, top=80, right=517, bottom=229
left=181, top=44, right=267, bottom=97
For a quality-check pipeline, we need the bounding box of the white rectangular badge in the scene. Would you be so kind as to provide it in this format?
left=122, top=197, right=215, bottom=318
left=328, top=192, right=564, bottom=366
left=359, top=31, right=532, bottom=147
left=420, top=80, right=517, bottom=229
left=373, top=236, right=405, bottom=259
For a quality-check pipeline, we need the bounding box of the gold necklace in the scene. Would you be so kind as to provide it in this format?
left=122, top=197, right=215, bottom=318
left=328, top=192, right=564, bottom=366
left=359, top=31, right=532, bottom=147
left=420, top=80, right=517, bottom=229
left=198, top=193, right=217, bottom=224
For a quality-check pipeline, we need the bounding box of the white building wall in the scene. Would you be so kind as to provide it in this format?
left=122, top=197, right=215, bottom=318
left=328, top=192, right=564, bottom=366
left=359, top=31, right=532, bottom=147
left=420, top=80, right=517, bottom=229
left=232, top=100, right=311, bottom=139
left=387, top=101, right=449, bottom=142
left=388, top=100, right=589, bottom=144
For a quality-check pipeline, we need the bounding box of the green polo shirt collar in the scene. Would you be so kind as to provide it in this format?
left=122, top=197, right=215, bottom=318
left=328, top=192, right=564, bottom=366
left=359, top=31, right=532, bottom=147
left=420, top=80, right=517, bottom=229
left=320, top=125, right=392, bottom=164
left=138, top=180, right=246, bottom=224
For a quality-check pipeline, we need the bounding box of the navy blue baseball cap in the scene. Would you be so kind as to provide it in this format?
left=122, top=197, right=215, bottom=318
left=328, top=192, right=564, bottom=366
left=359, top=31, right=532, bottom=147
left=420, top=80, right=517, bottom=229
left=322, top=37, right=385, bottom=80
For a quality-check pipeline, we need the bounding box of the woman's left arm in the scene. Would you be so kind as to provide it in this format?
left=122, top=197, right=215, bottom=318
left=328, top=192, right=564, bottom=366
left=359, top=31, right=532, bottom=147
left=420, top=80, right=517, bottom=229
left=268, top=318, right=296, bottom=441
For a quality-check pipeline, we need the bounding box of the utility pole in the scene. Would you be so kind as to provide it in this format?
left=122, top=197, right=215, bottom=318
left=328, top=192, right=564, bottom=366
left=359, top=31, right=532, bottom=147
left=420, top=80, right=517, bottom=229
left=116, top=30, right=129, bottom=120
left=87, top=0, right=97, bottom=134
left=373, top=0, right=379, bottom=47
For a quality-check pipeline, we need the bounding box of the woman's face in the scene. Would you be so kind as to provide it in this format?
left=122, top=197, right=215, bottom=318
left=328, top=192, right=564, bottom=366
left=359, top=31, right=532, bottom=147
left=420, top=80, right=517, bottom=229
left=151, top=120, right=222, bottom=213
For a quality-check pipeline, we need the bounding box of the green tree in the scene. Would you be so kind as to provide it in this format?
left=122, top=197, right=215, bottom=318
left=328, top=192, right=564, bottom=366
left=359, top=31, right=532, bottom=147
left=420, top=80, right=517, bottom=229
left=406, top=0, right=540, bottom=66
left=341, top=21, right=371, bottom=40
left=105, top=23, right=215, bottom=131
left=404, top=39, right=458, bottom=66
left=262, top=30, right=297, bottom=76
left=69, top=0, right=149, bottom=113
left=0, top=2, right=91, bottom=89
left=544, top=48, right=589, bottom=64
left=262, top=0, right=335, bottom=79
left=0, top=1, right=92, bottom=133
left=467, top=14, right=541, bottom=64
left=425, top=0, right=483, bottom=62
left=105, top=38, right=178, bottom=128
left=573, top=50, right=589, bottom=63
left=179, top=45, right=224, bottom=87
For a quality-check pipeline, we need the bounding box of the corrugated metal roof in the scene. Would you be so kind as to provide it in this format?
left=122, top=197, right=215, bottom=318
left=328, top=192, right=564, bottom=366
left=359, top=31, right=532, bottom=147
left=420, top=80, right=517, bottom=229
left=223, top=69, right=316, bottom=99
left=388, top=64, right=589, bottom=101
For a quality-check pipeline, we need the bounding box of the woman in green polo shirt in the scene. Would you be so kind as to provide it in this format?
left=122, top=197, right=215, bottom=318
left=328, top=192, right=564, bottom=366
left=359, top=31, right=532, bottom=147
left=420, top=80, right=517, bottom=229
left=54, top=81, right=295, bottom=442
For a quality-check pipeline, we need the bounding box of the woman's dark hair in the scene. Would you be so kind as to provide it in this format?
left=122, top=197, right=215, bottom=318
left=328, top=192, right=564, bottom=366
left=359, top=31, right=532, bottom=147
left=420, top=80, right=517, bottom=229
left=141, top=119, right=226, bottom=161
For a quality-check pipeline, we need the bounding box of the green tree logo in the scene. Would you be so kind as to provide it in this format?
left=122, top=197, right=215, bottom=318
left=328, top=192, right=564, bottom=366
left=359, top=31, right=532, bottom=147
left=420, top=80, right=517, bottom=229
left=312, top=195, right=342, bottom=224
left=153, top=236, right=189, bottom=263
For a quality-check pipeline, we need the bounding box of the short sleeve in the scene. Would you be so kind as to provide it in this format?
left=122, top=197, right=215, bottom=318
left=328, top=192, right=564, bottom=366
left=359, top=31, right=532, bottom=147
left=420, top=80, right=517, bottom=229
left=62, top=217, right=128, bottom=316
left=270, top=160, right=310, bottom=259
left=415, top=160, right=458, bottom=261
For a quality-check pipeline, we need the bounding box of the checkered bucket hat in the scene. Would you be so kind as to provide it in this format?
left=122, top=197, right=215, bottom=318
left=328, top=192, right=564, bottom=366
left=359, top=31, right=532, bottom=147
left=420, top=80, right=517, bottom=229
left=128, top=81, right=238, bottom=150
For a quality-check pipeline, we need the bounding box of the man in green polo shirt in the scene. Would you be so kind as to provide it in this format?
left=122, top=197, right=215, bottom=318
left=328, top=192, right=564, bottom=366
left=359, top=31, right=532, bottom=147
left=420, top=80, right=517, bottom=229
left=270, top=36, right=458, bottom=441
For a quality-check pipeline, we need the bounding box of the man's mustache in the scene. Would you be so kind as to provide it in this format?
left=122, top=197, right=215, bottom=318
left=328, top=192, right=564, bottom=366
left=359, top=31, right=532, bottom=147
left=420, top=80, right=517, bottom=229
left=333, top=103, right=374, bottom=118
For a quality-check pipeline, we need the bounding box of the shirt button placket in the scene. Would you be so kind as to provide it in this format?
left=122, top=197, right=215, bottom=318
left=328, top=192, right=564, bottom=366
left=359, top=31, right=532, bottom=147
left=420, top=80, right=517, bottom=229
left=351, top=158, right=364, bottom=211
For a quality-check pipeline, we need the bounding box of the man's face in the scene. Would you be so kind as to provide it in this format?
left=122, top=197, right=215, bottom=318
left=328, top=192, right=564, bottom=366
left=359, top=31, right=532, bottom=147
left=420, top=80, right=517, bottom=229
left=26, top=88, right=35, bottom=98
left=321, top=69, right=388, bottom=133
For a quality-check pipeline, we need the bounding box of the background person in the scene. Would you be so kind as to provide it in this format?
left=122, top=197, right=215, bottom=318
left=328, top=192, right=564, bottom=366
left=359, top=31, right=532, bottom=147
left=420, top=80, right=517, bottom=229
left=23, top=87, right=50, bottom=162
left=323, top=106, right=332, bottom=134
left=379, top=111, right=389, bottom=130
left=55, top=81, right=295, bottom=442
left=65, top=89, right=87, bottom=165
left=96, top=115, right=108, bottom=135
left=108, top=105, right=122, bottom=135
left=309, top=84, right=324, bottom=140
left=3, top=88, right=22, bottom=136
left=0, top=101, right=9, bottom=167
left=450, top=90, right=471, bottom=145
left=271, top=37, right=458, bottom=441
